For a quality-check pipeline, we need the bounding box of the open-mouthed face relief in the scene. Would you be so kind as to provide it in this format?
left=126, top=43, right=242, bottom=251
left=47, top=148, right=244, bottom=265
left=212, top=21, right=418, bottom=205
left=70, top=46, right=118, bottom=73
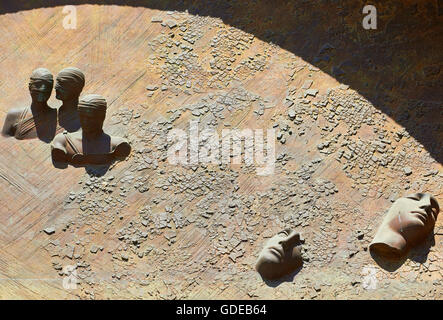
left=256, top=229, right=303, bottom=280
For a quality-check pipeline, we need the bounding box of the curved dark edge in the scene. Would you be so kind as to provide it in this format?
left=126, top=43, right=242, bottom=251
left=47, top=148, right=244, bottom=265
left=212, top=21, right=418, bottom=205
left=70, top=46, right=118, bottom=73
left=1, top=0, right=442, bottom=164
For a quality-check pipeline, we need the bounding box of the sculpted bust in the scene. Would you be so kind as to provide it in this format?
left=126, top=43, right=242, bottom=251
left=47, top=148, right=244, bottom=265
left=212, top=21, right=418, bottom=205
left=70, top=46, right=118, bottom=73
left=369, top=193, right=439, bottom=260
left=256, top=229, right=303, bottom=280
left=51, top=94, right=131, bottom=167
left=56, top=67, right=85, bottom=132
left=2, top=68, right=57, bottom=142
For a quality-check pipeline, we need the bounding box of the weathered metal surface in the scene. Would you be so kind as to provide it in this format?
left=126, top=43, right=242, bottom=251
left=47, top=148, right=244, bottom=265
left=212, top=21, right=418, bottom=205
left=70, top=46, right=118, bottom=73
left=0, top=1, right=441, bottom=299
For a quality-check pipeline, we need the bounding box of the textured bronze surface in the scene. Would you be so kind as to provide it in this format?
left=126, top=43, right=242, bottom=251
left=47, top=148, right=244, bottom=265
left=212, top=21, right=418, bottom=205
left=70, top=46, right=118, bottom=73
left=0, top=1, right=441, bottom=299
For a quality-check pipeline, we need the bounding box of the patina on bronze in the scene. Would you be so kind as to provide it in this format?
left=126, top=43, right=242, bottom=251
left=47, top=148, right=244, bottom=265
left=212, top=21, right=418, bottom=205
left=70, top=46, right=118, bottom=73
left=1, top=68, right=57, bottom=142
left=56, top=67, right=85, bottom=132
left=370, top=193, right=440, bottom=261
left=51, top=94, right=131, bottom=167
left=256, top=229, right=303, bottom=280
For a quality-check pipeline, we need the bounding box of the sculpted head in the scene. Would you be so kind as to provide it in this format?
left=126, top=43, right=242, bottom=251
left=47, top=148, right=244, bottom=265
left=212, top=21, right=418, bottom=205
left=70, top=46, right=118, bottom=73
left=55, top=67, right=85, bottom=101
left=370, top=193, right=439, bottom=260
left=256, top=229, right=303, bottom=280
left=29, top=68, right=53, bottom=103
left=78, top=94, right=107, bottom=135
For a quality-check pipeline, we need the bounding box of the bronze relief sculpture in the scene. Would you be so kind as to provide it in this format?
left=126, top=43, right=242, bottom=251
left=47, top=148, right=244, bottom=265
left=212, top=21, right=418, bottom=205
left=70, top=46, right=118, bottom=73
left=256, top=229, right=303, bottom=280
left=51, top=94, right=131, bottom=167
left=2, top=68, right=57, bottom=142
left=56, top=67, right=85, bottom=132
left=369, top=193, right=439, bottom=261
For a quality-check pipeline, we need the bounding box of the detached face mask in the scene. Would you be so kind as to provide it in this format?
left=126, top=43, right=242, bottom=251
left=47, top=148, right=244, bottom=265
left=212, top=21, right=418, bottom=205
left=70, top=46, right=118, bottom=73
left=256, top=229, right=303, bottom=280
left=370, top=193, right=439, bottom=260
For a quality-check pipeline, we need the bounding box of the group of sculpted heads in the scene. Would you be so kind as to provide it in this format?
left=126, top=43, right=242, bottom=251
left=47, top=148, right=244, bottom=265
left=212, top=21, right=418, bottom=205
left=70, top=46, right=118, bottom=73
left=1, top=71, right=440, bottom=281
left=2, top=67, right=130, bottom=166
left=257, top=193, right=439, bottom=280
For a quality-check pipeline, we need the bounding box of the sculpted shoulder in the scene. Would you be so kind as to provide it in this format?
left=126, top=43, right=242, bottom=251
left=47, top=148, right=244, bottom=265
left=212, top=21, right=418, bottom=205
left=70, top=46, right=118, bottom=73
left=52, top=132, right=67, bottom=148
left=111, top=136, right=131, bottom=158
left=2, top=107, right=26, bottom=136
left=51, top=132, right=68, bottom=163
left=4, top=107, right=27, bottom=124
left=6, top=107, right=26, bottom=118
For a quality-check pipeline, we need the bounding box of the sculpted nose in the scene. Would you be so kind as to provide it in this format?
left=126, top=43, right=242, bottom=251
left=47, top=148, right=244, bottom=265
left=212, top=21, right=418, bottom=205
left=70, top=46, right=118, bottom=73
left=418, top=194, right=432, bottom=211
left=282, top=232, right=300, bottom=247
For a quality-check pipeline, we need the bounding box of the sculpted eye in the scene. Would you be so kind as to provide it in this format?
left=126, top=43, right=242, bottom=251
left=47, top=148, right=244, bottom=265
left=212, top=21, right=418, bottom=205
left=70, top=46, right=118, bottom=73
left=406, top=194, right=419, bottom=201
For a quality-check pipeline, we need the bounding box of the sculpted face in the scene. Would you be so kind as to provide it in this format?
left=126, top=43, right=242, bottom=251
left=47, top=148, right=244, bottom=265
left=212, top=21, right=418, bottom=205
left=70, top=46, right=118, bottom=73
left=256, top=229, right=303, bottom=280
left=55, top=67, right=85, bottom=101
left=55, top=79, right=79, bottom=101
left=370, top=193, right=439, bottom=259
left=78, top=108, right=105, bottom=135
left=77, top=94, right=107, bottom=135
left=30, top=79, right=52, bottom=103
left=28, top=68, right=53, bottom=103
